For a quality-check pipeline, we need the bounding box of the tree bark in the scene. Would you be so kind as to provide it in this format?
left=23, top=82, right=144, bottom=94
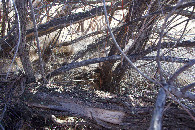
left=100, top=0, right=155, bottom=93
left=16, top=0, right=36, bottom=83
left=149, top=87, right=167, bottom=130
left=19, top=84, right=194, bottom=129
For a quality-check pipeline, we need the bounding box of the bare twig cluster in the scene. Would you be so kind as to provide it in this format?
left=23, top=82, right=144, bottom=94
left=0, top=0, right=194, bottom=129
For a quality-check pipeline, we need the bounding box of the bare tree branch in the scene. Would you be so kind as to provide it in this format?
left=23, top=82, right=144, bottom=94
left=29, top=1, right=195, bottom=41
left=46, top=40, right=194, bottom=80
left=181, top=82, right=195, bottom=94
left=0, top=25, right=16, bottom=42
left=6, top=0, right=21, bottom=79
left=176, top=6, right=195, bottom=45
left=168, top=59, right=195, bottom=84
left=149, top=87, right=167, bottom=130
left=29, top=0, right=46, bottom=82
left=103, top=0, right=157, bottom=84
left=1, top=1, right=194, bottom=50
left=141, top=56, right=191, bottom=63
left=46, top=55, right=120, bottom=79
left=71, top=36, right=194, bottom=63
left=58, top=30, right=104, bottom=47
left=156, top=0, right=184, bottom=81
left=168, top=85, right=195, bottom=101
left=176, top=9, right=195, bottom=18
left=145, top=41, right=195, bottom=54
left=25, top=3, right=118, bottom=40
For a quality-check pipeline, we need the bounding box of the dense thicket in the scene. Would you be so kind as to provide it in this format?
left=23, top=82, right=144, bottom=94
left=0, top=0, right=194, bottom=129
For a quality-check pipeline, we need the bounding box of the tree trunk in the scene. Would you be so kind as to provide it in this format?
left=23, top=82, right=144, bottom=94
left=16, top=0, right=36, bottom=83
left=100, top=0, right=150, bottom=93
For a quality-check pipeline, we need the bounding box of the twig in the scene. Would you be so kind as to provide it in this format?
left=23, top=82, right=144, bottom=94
left=6, top=0, right=21, bottom=79
left=141, top=56, right=191, bottom=63
left=168, top=59, right=195, bottom=84
left=156, top=0, right=184, bottom=81
left=181, top=82, right=195, bottom=94
left=167, top=85, right=195, bottom=101
left=176, top=6, right=195, bottom=44
left=29, top=0, right=46, bottom=82
left=0, top=25, right=16, bottom=42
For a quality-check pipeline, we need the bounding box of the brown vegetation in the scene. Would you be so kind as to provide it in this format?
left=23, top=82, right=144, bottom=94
left=0, top=0, right=194, bottom=129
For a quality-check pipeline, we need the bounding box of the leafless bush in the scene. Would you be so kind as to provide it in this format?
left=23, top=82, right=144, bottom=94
left=0, top=0, right=194, bottom=129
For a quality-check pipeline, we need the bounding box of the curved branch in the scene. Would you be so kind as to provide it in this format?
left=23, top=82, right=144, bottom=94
left=181, top=82, right=195, bottom=93
left=6, top=0, right=21, bottom=79
left=156, top=0, right=185, bottom=81
left=168, top=59, right=195, bottom=84
left=103, top=0, right=157, bottom=84
left=46, top=55, right=120, bottom=79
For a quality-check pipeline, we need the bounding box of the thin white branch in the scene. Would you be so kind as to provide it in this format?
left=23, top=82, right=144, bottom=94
left=6, top=0, right=21, bottom=79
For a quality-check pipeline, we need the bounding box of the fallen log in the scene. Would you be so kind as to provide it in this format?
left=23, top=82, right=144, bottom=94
left=1, top=79, right=195, bottom=129
left=21, top=84, right=153, bottom=129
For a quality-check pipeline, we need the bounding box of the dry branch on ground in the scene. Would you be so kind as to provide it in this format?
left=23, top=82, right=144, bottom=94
left=0, top=0, right=195, bottom=129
